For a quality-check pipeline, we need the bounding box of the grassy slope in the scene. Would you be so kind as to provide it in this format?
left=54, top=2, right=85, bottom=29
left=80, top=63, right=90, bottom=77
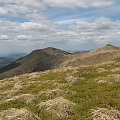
left=0, top=60, right=120, bottom=120
left=0, top=48, right=67, bottom=79
left=60, top=45, right=120, bottom=67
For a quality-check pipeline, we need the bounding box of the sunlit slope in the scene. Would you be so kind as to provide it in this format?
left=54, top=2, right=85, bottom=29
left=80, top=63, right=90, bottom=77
left=0, top=60, right=120, bottom=120
left=0, top=44, right=119, bottom=80
left=60, top=44, right=120, bottom=67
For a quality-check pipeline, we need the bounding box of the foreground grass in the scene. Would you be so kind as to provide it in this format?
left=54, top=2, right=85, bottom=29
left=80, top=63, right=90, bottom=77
left=0, top=62, right=120, bottom=120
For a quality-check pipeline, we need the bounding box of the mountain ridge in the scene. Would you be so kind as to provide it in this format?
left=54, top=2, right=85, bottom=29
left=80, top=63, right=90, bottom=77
left=0, top=44, right=119, bottom=80
left=0, top=47, right=69, bottom=79
left=60, top=44, right=120, bottom=67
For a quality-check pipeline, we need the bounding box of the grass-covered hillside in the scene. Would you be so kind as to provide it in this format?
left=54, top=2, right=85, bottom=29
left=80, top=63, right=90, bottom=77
left=0, top=60, right=120, bottom=120
left=0, top=47, right=69, bottom=79
left=0, top=44, right=119, bottom=80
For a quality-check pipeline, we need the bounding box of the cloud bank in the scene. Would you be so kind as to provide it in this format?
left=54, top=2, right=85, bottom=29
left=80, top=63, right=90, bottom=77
left=0, top=0, right=119, bottom=53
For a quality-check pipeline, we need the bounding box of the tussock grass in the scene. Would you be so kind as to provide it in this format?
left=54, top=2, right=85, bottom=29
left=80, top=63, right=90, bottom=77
left=0, top=62, right=120, bottom=119
left=0, top=108, right=40, bottom=120
left=91, top=107, right=120, bottom=120
left=39, top=97, right=76, bottom=117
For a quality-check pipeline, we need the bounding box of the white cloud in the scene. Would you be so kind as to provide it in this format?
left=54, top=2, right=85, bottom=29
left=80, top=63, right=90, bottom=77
left=44, top=0, right=115, bottom=8
left=0, top=0, right=45, bottom=20
left=70, top=17, right=120, bottom=31
left=0, top=35, right=8, bottom=40
left=0, top=16, right=120, bottom=46
left=20, top=22, right=48, bottom=30
left=0, top=0, right=116, bottom=20
left=68, top=17, right=120, bottom=44
left=0, top=7, right=8, bottom=15
left=16, top=35, right=32, bottom=40
left=0, top=0, right=119, bottom=52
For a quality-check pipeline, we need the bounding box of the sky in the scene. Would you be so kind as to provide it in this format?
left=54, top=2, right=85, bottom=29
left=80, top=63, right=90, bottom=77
left=0, top=0, right=120, bottom=54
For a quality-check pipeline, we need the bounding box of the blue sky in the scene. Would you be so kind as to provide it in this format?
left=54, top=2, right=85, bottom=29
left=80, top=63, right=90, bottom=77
left=0, top=0, right=120, bottom=54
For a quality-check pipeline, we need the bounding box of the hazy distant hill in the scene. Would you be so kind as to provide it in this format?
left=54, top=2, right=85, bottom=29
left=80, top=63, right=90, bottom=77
left=0, top=57, right=13, bottom=68
left=0, top=53, right=26, bottom=68
left=67, top=50, right=90, bottom=54
left=0, top=44, right=119, bottom=79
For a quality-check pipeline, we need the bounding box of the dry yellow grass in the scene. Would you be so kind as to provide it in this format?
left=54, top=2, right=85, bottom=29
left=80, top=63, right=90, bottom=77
left=0, top=108, right=40, bottom=120
left=39, top=97, right=76, bottom=117
left=91, top=108, right=120, bottom=120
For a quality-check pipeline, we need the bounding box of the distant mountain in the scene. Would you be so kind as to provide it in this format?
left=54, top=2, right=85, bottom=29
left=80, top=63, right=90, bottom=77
left=0, top=57, right=13, bottom=68
left=73, top=50, right=90, bottom=54
left=0, top=53, right=26, bottom=57
left=4, top=53, right=26, bottom=59
left=60, top=44, right=120, bottom=67
left=0, top=53, right=26, bottom=68
left=67, top=50, right=90, bottom=54
left=0, top=47, right=70, bottom=79
left=0, top=45, right=119, bottom=79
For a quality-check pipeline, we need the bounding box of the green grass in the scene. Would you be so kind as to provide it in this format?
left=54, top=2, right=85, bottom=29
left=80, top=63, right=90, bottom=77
left=0, top=100, right=26, bottom=111
left=0, top=63, right=120, bottom=119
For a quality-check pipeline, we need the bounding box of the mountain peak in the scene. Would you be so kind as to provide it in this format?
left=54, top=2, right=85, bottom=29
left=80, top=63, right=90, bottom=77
left=105, top=44, right=119, bottom=50
left=106, top=44, right=113, bottom=47
left=43, top=47, right=58, bottom=50
left=41, top=47, right=70, bottom=56
left=0, top=45, right=119, bottom=80
left=32, top=47, right=69, bottom=56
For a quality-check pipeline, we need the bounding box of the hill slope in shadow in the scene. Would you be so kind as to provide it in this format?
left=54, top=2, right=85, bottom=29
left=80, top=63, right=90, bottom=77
left=0, top=47, right=70, bottom=79
left=0, top=44, right=119, bottom=79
